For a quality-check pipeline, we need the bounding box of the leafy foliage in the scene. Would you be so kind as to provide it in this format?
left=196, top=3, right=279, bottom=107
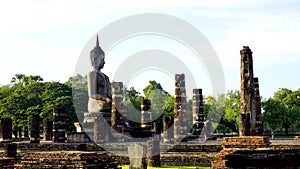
left=0, top=74, right=87, bottom=136
left=262, top=88, right=300, bottom=135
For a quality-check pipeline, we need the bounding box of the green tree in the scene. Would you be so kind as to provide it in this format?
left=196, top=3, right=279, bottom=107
left=143, top=80, right=164, bottom=99
left=222, top=90, right=240, bottom=132
left=262, top=88, right=300, bottom=135
left=65, top=74, right=88, bottom=123
left=124, top=87, right=143, bottom=128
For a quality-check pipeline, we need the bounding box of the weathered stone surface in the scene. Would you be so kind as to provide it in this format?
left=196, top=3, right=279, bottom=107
left=111, top=82, right=125, bottom=133
left=222, top=136, right=270, bottom=149
left=53, top=107, right=66, bottom=143
left=43, top=120, right=53, bottom=141
left=141, top=98, right=152, bottom=130
left=174, top=74, right=188, bottom=142
left=147, top=139, right=160, bottom=167
left=192, top=89, right=205, bottom=138
left=240, top=46, right=264, bottom=136
left=161, top=152, right=215, bottom=167
left=94, top=114, right=106, bottom=143
left=67, top=132, right=91, bottom=143
left=15, top=151, right=118, bottom=169
left=0, top=118, right=12, bottom=142
left=213, top=136, right=271, bottom=168
left=128, top=144, right=147, bottom=169
left=240, top=46, right=257, bottom=136
left=30, top=115, right=40, bottom=144
left=163, top=116, right=173, bottom=143
left=254, top=77, right=263, bottom=135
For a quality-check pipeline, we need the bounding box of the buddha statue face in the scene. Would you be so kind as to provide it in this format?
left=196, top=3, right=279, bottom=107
left=92, top=54, right=105, bottom=71
left=90, top=43, right=105, bottom=71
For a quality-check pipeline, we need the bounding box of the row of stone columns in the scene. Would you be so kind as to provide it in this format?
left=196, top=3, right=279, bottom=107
left=109, top=75, right=206, bottom=143
left=0, top=107, right=66, bottom=143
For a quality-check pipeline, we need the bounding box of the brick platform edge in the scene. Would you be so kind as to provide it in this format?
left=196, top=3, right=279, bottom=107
left=211, top=136, right=300, bottom=168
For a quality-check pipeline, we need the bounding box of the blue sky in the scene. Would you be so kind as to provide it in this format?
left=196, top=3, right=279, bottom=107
left=0, top=0, right=299, bottom=99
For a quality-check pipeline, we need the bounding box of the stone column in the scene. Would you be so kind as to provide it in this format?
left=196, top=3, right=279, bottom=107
left=43, top=120, right=53, bottom=140
left=174, top=74, right=188, bottom=142
left=254, top=77, right=263, bottom=135
left=0, top=118, right=12, bottom=142
left=192, top=89, right=205, bottom=136
left=141, top=98, right=152, bottom=130
left=53, top=107, right=66, bottom=143
left=163, top=116, right=173, bottom=143
left=30, top=114, right=40, bottom=143
left=240, top=46, right=256, bottom=136
left=147, top=138, right=161, bottom=167
left=111, top=82, right=125, bottom=133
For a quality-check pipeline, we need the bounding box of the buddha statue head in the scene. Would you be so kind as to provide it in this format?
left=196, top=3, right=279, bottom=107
left=90, top=35, right=105, bottom=71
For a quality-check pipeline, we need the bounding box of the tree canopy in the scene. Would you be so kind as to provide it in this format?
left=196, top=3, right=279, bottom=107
left=262, top=88, right=300, bottom=135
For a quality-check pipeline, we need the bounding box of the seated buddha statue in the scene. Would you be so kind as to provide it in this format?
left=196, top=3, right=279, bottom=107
left=87, top=35, right=111, bottom=112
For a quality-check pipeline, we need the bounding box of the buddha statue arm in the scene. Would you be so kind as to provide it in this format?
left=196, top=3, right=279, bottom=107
left=90, top=94, right=111, bottom=102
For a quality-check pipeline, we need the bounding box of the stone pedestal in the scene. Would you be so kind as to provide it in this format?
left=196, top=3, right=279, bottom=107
left=0, top=118, right=12, bottom=142
left=174, top=74, right=188, bottom=142
left=53, top=107, right=66, bottom=143
left=83, top=112, right=111, bottom=143
left=128, top=144, right=147, bottom=169
left=30, top=115, right=40, bottom=144
left=212, top=136, right=271, bottom=168
left=163, top=116, right=173, bottom=143
left=43, top=120, right=53, bottom=141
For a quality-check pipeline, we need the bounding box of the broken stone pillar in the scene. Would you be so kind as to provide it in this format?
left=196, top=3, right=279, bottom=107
left=111, top=82, right=125, bottom=133
left=53, top=107, right=66, bottom=143
left=163, top=116, right=174, bottom=143
left=43, top=120, right=53, bottom=141
left=240, top=46, right=256, bottom=136
left=30, top=114, right=40, bottom=144
left=147, top=138, right=161, bottom=167
left=192, top=89, right=205, bottom=137
left=0, top=118, right=12, bottom=142
left=128, top=144, right=147, bottom=169
left=174, top=74, right=188, bottom=142
left=141, top=98, right=152, bottom=130
left=254, top=77, right=263, bottom=135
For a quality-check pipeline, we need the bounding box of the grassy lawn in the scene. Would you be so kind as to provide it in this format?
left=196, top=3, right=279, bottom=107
left=120, top=166, right=209, bottom=169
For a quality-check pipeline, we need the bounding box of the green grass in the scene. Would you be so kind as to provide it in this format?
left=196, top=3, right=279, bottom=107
left=120, top=166, right=209, bottom=169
